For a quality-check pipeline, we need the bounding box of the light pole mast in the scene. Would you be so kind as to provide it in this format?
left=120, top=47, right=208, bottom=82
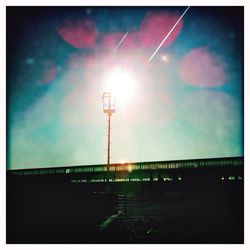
left=107, top=95, right=111, bottom=166
left=102, top=92, right=115, bottom=170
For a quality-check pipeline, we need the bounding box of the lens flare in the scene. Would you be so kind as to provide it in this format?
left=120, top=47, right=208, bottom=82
left=127, top=164, right=133, bottom=172
left=104, top=69, right=135, bottom=104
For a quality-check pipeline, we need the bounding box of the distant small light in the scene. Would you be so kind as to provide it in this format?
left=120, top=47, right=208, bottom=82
left=178, top=177, right=182, bottom=181
left=26, top=58, right=34, bottom=65
left=238, top=176, right=243, bottom=180
left=86, top=8, right=92, bottom=15
left=127, top=164, right=133, bottom=172
left=229, top=176, right=235, bottom=180
left=164, top=177, right=172, bottom=181
left=160, top=54, right=171, bottom=63
left=221, top=177, right=224, bottom=180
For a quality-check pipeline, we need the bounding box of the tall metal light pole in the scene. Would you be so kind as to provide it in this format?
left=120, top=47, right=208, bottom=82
left=102, top=92, right=115, bottom=170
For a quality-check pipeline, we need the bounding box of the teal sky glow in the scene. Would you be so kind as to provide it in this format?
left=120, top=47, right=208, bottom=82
left=7, top=6, right=243, bottom=169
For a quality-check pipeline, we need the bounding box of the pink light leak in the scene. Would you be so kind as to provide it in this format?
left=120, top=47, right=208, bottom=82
left=101, top=32, right=127, bottom=51
left=61, top=75, right=101, bottom=126
left=68, top=52, right=86, bottom=69
left=122, top=32, right=139, bottom=49
left=99, top=11, right=183, bottom=51
left=57, top=18, right=97, bottom=48
left=139, top=12, right=183, bottom=48
left=38, top=60, right=57, bottom=85
left=99, top=32, right=139, bottom=51
left=81, top=49, right=150, bottom=77
left=179, top=48, right=228, bottom=87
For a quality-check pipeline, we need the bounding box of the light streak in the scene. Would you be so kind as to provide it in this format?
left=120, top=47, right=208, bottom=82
left=148, top=6, right=190, bottom=62
left=111, top=32, right=129, bottom=54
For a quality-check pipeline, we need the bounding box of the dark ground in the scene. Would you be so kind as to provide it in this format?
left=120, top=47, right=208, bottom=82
left=6, top=167, right=243, bottom=244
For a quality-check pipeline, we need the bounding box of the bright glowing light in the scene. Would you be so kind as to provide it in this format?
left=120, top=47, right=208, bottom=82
left=127, top=164, right=133, bottom=172
left=161, top=54, right=171, bottom=63
left=104, top=68, right=135, bottom=104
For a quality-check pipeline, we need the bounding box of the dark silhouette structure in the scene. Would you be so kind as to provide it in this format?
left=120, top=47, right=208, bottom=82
left=7, top=157, right=243, bottom=243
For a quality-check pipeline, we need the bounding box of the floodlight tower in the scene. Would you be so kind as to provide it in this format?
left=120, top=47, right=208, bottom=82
left=102, top=92, right=116, bottom=170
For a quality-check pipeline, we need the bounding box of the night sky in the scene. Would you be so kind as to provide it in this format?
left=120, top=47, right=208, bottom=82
left=7, top=6, right=243, bottom=169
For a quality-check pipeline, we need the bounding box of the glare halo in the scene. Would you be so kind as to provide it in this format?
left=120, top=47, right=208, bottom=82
left=104, top=68, right=135, bottom=104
